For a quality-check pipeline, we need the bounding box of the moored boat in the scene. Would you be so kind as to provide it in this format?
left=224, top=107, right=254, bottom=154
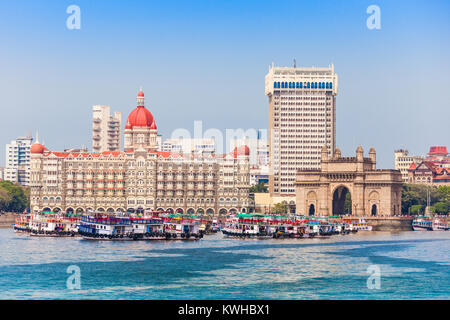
left=13, top=214, right=31, bottom=233
left=29, top=212, right=79, bottom=237
left=412, top=216, right=433, bottom=231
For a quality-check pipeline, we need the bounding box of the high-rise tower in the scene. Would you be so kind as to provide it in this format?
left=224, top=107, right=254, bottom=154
left=92, top=105, right=122, bottom=152
left=265, top=63, right=338, bottom=197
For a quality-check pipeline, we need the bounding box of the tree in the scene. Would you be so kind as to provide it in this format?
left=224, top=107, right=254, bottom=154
left=0, top=181, right=28, bottom=212
left=272, top=202, right=288, bottom=215
left=402, top=184, right=439, bottom=214
left=410, top=204, right=424, bottom=215
left=437, top=186, right=450, bottom=202
left=249, top=182, right=268, bottom=193
left=0, top=189, right=12, bottom=211
left=344, top=192, right=352, bottom=214
left=434, top=202, right=450, bottom=214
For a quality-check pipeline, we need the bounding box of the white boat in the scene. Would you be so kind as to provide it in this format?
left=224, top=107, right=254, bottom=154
left=412, top=216, right=433, bottom=231
left=352, top=219, right=373, bottom=231
left=29, top=213, right=79, bottom=237
left=431, top=218, right=449, bottom=231
left=163, top=221, right=202, bottom=240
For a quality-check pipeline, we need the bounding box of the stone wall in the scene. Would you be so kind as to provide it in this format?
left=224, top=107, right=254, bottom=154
left=0, top=213, right=16, bottom=228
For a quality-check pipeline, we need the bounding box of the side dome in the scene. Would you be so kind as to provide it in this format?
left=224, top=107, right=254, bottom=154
left=234, top=145, right=250, bottom=156
left=30, top=143, right=45, bottom=154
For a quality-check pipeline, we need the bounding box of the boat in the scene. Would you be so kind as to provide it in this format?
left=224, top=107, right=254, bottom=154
left=221, top=214, right=277, bottom=238
left=79, top=214, right=131, bottom=240
left=29, top=212, right=79, bottom=237
left=210, top=219, right=222, bottom=233
left=412, top=216, right=433, bottom=231
left=412, top=216, right=449, bottom=231
left=129, top=216, right=166, bottom=240
left=78, top=214, right=166, bottom=240
left=163, top=221, right=202, bottom=240
left=352, top=219, right=373, bottom=231
left=12, top=214, right=30, bottom=233
left=432, top=218, right=449, bottom=231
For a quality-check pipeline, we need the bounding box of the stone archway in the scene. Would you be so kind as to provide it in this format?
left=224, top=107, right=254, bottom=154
left=332, top=186, right=351, bottom=216
left=295, top=146, right=403, bottom=217
left=175, top=208, right=184, bottom=214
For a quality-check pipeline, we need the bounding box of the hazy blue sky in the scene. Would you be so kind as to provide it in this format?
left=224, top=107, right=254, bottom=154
left=0, top=0, right=449, bottom=168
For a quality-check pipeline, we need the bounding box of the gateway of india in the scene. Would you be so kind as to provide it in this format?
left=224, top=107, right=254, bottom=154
left=29, top=89, right=251, bottom=215
left=295, top=145, right=402, bottom=216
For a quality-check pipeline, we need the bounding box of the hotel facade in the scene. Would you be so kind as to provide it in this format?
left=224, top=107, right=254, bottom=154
left=29, top=90, right=251, bottom=215
left=265, top=64, right=338, bottom=197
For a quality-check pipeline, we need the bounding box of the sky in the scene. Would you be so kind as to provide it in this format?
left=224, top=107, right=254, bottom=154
left=0, top=0, right=449, bottom=169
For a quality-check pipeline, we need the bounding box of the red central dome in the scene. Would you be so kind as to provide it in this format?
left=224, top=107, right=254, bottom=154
left=126, top=107, right=154, bottom=128
left=125, top=89, right=156, bottom=129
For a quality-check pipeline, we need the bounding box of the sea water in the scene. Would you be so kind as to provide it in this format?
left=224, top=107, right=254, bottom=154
left=0, top=229, right=448, bottom=299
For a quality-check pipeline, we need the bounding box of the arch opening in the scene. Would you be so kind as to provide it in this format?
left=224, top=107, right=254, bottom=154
left=308, top=204, right=315, bottom=216
left=332, top=186, right=352, bottom=215
left=371, top=204, right=377, bottom=216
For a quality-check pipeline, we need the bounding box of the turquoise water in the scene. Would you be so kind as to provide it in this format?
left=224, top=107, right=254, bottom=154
left=0, top=228, right=449, bottom=299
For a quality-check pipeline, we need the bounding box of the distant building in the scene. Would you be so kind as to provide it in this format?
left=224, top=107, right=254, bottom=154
left=265, top=63, right=338, bottom=197
left=92, top=105, right=122, bottom=152
left=230, top=133, right=269, bottom=167
left=0, top=166, right=4, bottom=181
left=394, top=149, right=424, bottom=182
left=407, top=146, right=450, bottom=186
left=249, top=165, right=269, bottom=186
left=4, top=133, right=34, bottom=186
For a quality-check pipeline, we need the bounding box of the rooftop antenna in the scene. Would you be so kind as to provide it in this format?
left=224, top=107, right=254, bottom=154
left=293, top=59, right=296, bottom=68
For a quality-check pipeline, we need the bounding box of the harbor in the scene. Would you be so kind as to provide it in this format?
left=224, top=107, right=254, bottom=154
left=10, top=210, right=449, bottom=240
left=1, top=227, right=449, bottom=300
